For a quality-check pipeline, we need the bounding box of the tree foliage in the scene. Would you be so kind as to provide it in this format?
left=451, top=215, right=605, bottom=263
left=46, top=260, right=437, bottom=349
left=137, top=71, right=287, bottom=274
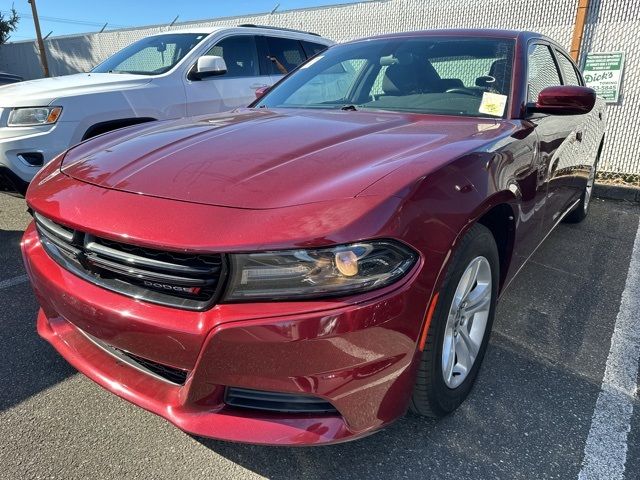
left=0, top=6, right=19, bottom=45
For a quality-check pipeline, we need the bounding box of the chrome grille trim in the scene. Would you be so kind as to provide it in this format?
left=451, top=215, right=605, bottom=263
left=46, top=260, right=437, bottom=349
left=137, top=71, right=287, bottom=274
left=34, top=213, right=226, bottom=311
left=84, top=236, right=215, bottom=275
left=81, top=253, right=213, bottom=287
left=33, top=212, right=74, bottom=242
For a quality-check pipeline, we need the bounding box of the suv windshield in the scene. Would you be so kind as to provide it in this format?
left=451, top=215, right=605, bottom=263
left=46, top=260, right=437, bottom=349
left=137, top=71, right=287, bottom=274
left=92, top=33, right=208, bottom=75
left=255, top=36, right=515, bottom=118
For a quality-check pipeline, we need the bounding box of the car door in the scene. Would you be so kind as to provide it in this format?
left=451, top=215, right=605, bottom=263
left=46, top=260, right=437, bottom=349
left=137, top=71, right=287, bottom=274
left=526, top=42, right=581, bottom=231
left=184, top=35, right=271, bottom=116
left=553, top=48, right=596, bottom=199
left=262, top=36, right=309, bottom=85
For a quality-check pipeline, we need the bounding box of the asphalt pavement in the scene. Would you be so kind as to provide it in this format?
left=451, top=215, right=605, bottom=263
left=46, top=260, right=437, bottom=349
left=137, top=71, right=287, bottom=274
left=0, top=192, right=639, bottom=480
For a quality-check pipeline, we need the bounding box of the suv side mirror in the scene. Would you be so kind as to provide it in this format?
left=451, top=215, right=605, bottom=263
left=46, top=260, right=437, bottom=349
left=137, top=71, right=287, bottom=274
left=192, top=55, right=227, bottom=80
left=529, top=85, right=596, bottom=116
left=254, top=86, right=270, bottom=99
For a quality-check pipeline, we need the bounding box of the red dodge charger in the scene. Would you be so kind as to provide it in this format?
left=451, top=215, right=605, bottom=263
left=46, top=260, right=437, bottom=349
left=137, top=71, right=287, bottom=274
left=22, top=29, right=605, bottom=445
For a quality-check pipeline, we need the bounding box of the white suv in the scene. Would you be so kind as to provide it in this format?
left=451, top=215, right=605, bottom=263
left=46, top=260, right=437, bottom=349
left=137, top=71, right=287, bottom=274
left=0, top=25, right=333, bottom=192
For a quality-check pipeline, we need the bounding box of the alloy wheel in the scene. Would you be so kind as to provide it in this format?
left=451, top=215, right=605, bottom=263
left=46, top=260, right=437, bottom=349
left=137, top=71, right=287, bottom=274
left=441, top=256, right=492, bottom=389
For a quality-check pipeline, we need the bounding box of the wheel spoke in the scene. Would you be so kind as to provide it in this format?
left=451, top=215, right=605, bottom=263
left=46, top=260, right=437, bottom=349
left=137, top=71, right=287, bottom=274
left=455, top=260, right=480, bottom=307
left=458, top=325, right=479, bottom=362
left=455, top=334, right=471, bottom=372
left=443, top=334, right=456, bottom=384
left=462, top=286, right=491, bottom=316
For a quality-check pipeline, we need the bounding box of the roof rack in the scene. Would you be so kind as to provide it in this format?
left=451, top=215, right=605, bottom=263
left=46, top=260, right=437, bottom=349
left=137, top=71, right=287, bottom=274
left=238, top=24, right=320, bottom=37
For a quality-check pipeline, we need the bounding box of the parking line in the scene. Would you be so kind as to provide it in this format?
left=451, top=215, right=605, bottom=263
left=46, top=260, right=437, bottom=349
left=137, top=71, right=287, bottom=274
left=578, top=218, right=640, bottom=480
left=0, top=274, right=28, bottom=290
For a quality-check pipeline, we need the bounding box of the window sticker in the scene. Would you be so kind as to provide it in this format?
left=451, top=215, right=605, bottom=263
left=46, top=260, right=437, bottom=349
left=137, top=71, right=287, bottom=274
left=300, top=55, right=324, bottom=69
left=478, top=92, right=508, bottom=117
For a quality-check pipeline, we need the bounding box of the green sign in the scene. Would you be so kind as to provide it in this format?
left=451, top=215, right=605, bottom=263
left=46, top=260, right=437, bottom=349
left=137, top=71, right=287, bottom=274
left=583, top=52, right=625, bottom=103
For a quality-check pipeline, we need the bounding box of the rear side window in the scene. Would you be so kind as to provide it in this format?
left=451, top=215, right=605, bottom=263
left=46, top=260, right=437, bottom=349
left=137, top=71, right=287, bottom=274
left=206, top=36, right=259, bottom=78
left=527, top=44, right=562, bottom=102
left=265, top=36, right=307, bottom=75
left=555, top=50, right=582, bottom=86
left=301, top=41, right=329, bottom=58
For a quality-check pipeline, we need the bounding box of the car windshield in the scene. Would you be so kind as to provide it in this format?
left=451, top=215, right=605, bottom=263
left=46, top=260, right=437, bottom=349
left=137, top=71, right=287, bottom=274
left=92, top=33, right=208, bottom=76
left=255, top=36, right=515, bottom=118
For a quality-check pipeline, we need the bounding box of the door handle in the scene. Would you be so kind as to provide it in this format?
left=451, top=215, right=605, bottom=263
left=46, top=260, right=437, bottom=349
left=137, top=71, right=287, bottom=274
left=250, top=83, right=269, bottom=90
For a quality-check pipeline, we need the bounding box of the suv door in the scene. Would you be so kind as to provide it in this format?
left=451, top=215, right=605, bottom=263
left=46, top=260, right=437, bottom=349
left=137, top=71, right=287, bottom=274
left=184, top=35, right=270, bottom=116
left=262, top=36, right=309, bottom=84
left=526, top=43, right=579, bottom=231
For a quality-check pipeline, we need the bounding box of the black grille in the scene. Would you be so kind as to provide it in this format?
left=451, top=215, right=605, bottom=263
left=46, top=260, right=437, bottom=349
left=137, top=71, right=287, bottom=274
left=225, top=387, right=338, bottom=414
left=79, top=328, right=189, bottom=385
left=114, top=348, right=189, bottom=385
left=34, top=212, right=226, bottom=311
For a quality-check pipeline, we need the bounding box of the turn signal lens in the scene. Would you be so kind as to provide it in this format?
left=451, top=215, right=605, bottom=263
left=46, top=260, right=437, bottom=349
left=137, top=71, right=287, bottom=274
left=224, top=240, right=418, bottom=301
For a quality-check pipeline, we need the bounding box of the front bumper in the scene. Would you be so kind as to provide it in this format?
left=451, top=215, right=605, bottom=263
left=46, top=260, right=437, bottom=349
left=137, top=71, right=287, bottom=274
left=0, top=121, right=76, bottom=184
left=22, top=222, right=427, bottom=445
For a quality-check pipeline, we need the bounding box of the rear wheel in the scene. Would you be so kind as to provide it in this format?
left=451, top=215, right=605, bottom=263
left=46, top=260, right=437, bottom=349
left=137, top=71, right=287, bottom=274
left=564, top=159, right=597, bottom=224
left=411, top=223, right=499, bottom=417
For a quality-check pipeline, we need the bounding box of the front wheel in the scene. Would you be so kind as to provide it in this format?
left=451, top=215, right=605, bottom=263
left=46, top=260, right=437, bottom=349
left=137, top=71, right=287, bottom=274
left=411, top=223, right=499, bottom=417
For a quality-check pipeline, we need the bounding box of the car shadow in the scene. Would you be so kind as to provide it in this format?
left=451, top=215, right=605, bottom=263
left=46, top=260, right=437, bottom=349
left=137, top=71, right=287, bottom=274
left=0, top=229, right=76, bottom=412
left=192, top=335, right=603, bottom=479
left=194, top=415, right=438, bottom=480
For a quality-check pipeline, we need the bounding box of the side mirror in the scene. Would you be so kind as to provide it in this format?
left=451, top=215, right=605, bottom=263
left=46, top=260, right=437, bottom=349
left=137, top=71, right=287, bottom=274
left=529, top=85, right=596, bottom=116
left=254, top=86, right=270, bottom=99
left=192, top=55, right=227, bottom=80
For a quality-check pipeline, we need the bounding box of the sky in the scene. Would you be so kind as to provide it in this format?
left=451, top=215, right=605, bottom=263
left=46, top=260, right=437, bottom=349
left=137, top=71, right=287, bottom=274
left=1, top=0, right=362, bottom=42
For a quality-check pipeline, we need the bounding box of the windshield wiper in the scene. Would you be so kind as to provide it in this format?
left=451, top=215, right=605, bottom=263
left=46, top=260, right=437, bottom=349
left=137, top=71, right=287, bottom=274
left=340, top=104, right=358, bottom=111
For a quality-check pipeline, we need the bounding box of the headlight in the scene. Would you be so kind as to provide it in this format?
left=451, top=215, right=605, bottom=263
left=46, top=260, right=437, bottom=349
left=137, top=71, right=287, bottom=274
left=8, top=106, right=63, bottom=127
left=224, top=240, right=418, bottom=301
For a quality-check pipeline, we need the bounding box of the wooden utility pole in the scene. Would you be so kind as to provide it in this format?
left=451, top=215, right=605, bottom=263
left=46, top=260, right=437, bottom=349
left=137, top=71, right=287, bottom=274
left=28, top=0, right=50, bottom=77
left=569, top=0, right=590, bottom=62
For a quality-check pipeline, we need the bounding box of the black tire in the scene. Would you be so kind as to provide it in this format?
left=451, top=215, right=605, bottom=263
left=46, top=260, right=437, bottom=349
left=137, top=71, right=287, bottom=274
left=563, top=163, right=597, bottom=224
left=410, top=223, right=499, bottom=417
left=564, top=140, right=602, bottom=224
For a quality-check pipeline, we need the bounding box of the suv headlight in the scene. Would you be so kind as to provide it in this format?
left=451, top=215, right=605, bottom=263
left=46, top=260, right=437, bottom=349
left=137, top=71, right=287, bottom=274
left=8, top=106, right=62, bottom=127
left=224, top=240, right=418, bottom=301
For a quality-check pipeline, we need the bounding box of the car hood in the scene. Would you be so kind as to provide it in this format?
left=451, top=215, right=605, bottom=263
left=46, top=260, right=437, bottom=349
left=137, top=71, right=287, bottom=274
left=61, top=108, right=512, bottom=209
left=0, top=72, right=151, bottom=106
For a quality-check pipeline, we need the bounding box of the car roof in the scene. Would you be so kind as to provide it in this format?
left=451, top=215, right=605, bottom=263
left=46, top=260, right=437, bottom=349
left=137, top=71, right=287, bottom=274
left=147, top=26, right=333, bottom=43
left=347, top=28, right=554, bottom=44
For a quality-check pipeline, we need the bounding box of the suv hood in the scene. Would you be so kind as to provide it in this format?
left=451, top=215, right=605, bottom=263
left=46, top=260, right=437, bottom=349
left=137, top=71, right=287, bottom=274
left=61, top=108, right=512, bottom=209
left=0, top=73, right=151, bottom=106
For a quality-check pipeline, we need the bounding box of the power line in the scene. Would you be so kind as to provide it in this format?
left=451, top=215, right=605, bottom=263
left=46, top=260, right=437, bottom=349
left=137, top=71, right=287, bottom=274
left=17, top=12, right=130, bottom=29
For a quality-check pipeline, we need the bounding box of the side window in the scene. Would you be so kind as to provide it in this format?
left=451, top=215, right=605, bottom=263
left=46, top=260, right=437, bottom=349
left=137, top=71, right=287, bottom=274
left=265, top=36, right=307, bottom=75
left=555, top=50, right=582, bottom=86
left=301, top=41, right=328, bottom=58
left=205, top=36, right=259, bottom=78
left=527, top=44, right=562, bottom=102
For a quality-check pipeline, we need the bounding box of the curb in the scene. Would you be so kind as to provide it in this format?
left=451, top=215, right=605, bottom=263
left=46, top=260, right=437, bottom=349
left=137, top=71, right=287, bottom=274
left=594, top=183, right=640, bottom=203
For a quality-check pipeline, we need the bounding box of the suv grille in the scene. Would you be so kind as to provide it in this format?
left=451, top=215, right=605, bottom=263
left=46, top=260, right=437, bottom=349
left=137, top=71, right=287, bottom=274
left=34, top=212, right=226, bottom=310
